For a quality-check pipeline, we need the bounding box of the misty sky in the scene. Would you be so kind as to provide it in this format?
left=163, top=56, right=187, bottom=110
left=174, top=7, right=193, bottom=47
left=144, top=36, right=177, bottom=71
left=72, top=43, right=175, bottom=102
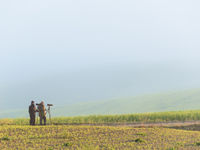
left=1, top=0, right=200, bottom=95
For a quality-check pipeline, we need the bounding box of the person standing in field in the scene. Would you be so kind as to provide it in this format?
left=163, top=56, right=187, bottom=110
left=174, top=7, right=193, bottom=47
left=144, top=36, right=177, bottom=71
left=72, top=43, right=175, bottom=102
left=29, top=101, right=36, bottom=125
left=38, top=101, right=46, bottom=125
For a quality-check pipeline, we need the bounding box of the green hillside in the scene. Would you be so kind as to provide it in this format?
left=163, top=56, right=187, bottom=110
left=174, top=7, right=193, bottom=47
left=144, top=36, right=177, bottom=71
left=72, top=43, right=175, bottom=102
left=53, top=88, right=200, bottom=116
left=1, top=88, right=200, bottom=118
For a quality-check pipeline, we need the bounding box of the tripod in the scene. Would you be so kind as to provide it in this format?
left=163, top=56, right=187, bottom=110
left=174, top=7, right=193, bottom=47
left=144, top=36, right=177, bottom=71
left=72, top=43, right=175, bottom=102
left=35, top=104, right=53, bottom=125
left=47, top=104, right=53, bottom=125
left=36, top=111, right=39, bottom=125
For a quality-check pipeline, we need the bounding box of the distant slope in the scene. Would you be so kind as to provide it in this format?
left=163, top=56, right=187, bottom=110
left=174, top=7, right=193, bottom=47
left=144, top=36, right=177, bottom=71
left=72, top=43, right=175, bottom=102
left=2, top=64, right=200, bottom=111
left=53, top=88, right=200, bottom=116
left=1, top=88, right=200, bottom=118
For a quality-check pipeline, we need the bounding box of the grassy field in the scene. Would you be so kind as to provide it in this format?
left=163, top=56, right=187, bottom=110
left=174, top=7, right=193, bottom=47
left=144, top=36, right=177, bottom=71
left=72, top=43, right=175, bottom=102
left=1, top=111, right=200, bottom=149
left=1, top=125, right=200, bottom=149
left=1, top=110, right=200, bottom=125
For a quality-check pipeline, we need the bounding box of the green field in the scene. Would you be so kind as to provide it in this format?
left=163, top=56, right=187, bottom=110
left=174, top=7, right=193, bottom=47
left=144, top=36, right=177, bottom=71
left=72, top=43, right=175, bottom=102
left=1, top=110, right=200, bottom=125
left=1, top=111, right=200, bottom=149
left=2, top=89, right=200, bottom=149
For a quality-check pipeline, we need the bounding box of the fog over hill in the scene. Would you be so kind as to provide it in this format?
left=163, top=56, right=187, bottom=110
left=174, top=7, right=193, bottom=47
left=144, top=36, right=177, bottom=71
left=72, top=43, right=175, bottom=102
left=1, top=0, right=200, bottom=117
left=2, top=87, right=200, bottom=118
left=1, top=63, right=200, bottom=112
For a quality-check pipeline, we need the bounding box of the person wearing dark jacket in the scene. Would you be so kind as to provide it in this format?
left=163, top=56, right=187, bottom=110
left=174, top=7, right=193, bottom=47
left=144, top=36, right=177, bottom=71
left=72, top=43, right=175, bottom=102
left=29, top=101, right=36, bottom=125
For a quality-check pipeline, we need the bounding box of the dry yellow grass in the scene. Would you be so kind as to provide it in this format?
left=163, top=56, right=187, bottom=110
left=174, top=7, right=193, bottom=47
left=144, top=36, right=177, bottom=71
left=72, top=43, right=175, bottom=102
left=0, top=125, right=200, bottom=149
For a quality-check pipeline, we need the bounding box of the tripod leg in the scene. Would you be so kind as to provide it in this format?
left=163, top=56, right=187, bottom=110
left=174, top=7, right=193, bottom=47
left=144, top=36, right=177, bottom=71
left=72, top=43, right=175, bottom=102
left=36, top=112, right=39, bottom=125
left=48, top=106, right=52, bottom=125
left=35, top=112, right=37, bottom=125
left=49, top=109, right=51, bottom=125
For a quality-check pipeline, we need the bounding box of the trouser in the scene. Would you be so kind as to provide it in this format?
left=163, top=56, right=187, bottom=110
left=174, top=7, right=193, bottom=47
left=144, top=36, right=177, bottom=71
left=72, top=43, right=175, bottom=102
left=30, top=114, right=36, bottom=125
left=40, top=116, right=46, bottom=125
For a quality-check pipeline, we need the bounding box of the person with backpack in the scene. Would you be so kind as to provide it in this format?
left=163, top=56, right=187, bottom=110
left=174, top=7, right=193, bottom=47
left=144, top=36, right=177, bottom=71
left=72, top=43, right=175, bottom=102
left=37, top=101, right=47, bottom=125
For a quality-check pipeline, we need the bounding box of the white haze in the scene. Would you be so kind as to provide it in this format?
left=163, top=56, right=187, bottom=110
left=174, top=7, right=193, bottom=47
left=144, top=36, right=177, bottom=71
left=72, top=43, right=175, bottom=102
left=0, top=0, right=200, bottom=110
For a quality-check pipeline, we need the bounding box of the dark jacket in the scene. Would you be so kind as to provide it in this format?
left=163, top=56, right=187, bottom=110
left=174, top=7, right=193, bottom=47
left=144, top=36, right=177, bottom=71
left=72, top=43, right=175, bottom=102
left=29, top=104, right=36, bottom=116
